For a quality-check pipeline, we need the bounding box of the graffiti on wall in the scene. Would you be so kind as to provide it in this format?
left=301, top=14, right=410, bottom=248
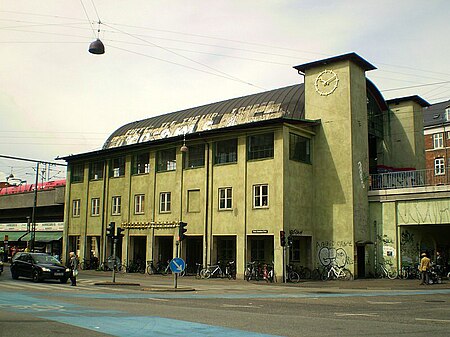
left=316, top=241, right=353, bottom=268
left=398, top=202, right=450, bottom=225
left=400, top=229, right=420, bottom=264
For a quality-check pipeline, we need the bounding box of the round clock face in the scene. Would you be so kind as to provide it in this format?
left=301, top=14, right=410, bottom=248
left=314, top=69, right=339, bottom=96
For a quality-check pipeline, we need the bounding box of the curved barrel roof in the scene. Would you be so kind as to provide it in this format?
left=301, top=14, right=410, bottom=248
left=103, top=84, right=305, bottom=149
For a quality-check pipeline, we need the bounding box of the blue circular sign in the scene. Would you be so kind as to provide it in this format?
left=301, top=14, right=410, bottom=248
left=169, top=257, right=186, bottom=273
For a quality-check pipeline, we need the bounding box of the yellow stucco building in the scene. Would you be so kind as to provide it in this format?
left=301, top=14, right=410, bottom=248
left=61, top=53, right=428, bottom=279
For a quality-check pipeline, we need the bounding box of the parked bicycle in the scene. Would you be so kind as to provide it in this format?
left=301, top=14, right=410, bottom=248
left=297, top=265, right=311, bottom=279
left=322, top=264, right=353, bottom=281
left=245, top=261, right=259, bottom=281
left=202, top=261, right=234, bottom=279
left=195, top=263, right=204, bottom=279
left=126, top=259, right=146, bottom=273
left=286, top=264, right=300, bottom=283
left=80, top=258, right=99, bottom=270
left=146, top=260, right=170, bottom=275
left=377, top=262, right=397, bottom=279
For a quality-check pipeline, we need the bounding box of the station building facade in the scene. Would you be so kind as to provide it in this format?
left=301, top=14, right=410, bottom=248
left=61, top=53, right=426, bottom=278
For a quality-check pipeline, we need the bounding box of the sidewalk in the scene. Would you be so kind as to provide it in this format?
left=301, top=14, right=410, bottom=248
left=77, top=268, right=450, bottom=292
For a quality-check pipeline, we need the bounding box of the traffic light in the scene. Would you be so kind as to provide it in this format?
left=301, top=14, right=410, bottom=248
left=178, top=222, right=187, bottom=241
left=280, top=230, right=286, bottom=247
left=106, top=222, right=115, bottom=238
left=116, top=227, right=124, bottom=239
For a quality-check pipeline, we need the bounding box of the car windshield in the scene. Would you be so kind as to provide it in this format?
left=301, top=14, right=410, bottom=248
left=33, top=255, right=59, bottom=264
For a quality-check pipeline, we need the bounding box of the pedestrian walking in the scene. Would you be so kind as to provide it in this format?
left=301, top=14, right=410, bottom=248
left=69, top=251, right=79, bottom=286
left=419, top=252, right=430, bottom=285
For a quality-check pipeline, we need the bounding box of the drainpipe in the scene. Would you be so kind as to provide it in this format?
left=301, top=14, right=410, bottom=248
left=204, top=143, right=210, bottom=267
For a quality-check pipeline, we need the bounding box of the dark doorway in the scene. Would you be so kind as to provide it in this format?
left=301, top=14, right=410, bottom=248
left=357, top=245, right=366, bottom=278
left=185, top=236, right=203, bottom=274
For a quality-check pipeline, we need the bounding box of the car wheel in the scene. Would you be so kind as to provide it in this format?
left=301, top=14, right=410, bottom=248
left=60, top=277, right=68, bottom=284
left=11, top=269, right=19, bottom=280
left=32, top=270, right=41, bottom=283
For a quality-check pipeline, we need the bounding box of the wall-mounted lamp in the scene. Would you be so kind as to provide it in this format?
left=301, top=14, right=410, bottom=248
left=180, top=134, right=188, bottom=153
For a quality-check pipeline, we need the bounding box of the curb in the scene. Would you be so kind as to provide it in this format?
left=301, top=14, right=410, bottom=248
left=141, top=287, right=196, bottom=292
left=94, top=282, right=141, bottom=286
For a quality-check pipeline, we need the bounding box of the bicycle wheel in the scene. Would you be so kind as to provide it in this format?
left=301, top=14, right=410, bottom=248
left=200, top=268, right=208, bottom=279
left=244, top=268, right=251, bottom=281
left=147, top=265, right=154, bottom=275
left=204, top=269, right=212, bottom=279
left=343, top=269, right=353, bottom=280
left=289, top=271, right=300, bottom=283
left=387, top=269, right=398, bottom=280
left=311, top=268, right=321, bottom=280
left=321, top=270, right=329, bottom=281
left=80, top=261, right=86, bottom=270
left=299, top=267, right=311, bottom=279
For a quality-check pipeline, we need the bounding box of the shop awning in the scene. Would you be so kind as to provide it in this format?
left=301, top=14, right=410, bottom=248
left=1, top=232, right=62, bottom=243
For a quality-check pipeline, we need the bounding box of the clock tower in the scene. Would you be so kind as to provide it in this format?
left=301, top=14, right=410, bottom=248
left=294, top=53, right=376, bottom=278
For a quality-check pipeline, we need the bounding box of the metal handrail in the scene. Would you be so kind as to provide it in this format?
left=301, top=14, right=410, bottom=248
left=370, top=167, right=450, bottom=190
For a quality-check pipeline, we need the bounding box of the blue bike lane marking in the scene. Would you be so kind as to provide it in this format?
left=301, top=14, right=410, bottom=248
left=1, top=288, right=449, bottom=337
left=0, top=291, right=281, bottom=337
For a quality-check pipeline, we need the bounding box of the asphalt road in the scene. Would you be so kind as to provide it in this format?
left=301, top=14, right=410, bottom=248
left=1, top=267, right=449, bottom=337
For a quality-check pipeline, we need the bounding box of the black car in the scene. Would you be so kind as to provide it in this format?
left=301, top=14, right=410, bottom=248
left=10, top=252, right=70, bottom=283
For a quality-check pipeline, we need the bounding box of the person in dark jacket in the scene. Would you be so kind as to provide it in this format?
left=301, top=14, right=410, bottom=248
left=69, top=251, right=79, bottom=286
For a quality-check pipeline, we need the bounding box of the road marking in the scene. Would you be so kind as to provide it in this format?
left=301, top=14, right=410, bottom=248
left=147, top=298, right=169, bottom=302
left=367, top=301, right=402, bottom=305
left=415, top=318, right=450, bottom=323
left=335, top=313, right=379, bottom=317
left=222, top=304, right=262, bottom=308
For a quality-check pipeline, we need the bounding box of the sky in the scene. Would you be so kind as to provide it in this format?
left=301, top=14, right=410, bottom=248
left=1, top=0, right=449, bottom=183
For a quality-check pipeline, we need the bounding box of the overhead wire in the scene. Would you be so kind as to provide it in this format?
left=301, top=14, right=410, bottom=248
left=103, top=22, right=265, bottom=90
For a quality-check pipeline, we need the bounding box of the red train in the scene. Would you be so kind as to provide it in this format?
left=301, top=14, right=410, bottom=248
left=0, top=179, right=66, bottom=195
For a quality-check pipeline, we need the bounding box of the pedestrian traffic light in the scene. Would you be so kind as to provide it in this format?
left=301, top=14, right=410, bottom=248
left=178, top=222, right=187, bottom=241
left=116, top=227, right=124, bottom=238
left=280, top=230, right=286, bottom=247
left=106, top=222, right=115, bottom=238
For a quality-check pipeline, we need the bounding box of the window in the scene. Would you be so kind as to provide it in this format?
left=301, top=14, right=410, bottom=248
left=434, top=158, right=445, bottom=175
left=112, top=196, right=121, bottom=215
left=247, top=133, right=274, bottom=160
left=91, top=198, right=100, bottom=216
left=72, top=199, right=80, bottom=217
left=110, top=157, right=125, bottom=177
left=132, top=153, right=150, bottom=175
left=445, top=107, right=450, bottom=122
left=433, top=133, right=444, bottom=149
left=184, top=144, right=205, bottom=168
left=89, top=161, right=104, bottom=180
left=160, top=192, right=171, bottom=213
left=253, top=184, right=269, bottom=208
left=218, top=187, right=232, bottom=210
left=71, top=164, right=84, bottom=183
left=289, top=133, right=311, bottom=163
left=157, top=148, right=176, bottom=172
left=134, top=194, right=145, bottom=214
left=214, top=139, right=237, bottom=164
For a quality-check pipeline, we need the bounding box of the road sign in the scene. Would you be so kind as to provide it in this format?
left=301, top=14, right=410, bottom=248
left=169, top=257, right=185, bottom=273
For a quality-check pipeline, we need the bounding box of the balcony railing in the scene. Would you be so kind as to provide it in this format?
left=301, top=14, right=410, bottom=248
left=370, top=168, right=450, bottom=190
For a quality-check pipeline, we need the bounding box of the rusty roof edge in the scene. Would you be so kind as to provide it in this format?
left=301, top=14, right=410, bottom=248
left=58, top=117, right=318, bottom=162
